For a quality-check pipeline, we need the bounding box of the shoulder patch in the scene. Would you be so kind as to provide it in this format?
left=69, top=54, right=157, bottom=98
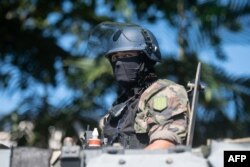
left=153, top=96, right=168, bottom=112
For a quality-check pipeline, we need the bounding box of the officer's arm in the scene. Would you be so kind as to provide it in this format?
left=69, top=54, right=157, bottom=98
left=144, top=139, right=175, bottom=150
left=142, top=84, right=189, bottom=150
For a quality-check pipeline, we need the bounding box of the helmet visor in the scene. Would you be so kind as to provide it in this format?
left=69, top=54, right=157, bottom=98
left=86, top=22, right=143, bottom=57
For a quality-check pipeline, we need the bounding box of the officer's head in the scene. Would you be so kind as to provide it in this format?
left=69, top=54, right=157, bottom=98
left=104, top=23, right=161, bottom=88
left=88, top=22, right=161, bottom=88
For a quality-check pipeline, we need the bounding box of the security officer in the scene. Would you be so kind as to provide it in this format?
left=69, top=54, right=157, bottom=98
left=93, top=22, right=189, bottom=150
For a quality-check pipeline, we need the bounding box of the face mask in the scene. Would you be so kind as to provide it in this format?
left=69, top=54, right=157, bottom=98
left=112, top=56, right=143, bottom=87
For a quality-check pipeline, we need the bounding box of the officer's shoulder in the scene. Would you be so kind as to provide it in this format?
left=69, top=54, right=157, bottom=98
left=144, top=79, right=184, bottom=94
left=140, top=79, right=186, bottom=103
left=158, top=79, right=187, bottom=91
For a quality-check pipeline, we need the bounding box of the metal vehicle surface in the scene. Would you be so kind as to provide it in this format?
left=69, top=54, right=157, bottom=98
left=1, top=138, right=250, bottom=167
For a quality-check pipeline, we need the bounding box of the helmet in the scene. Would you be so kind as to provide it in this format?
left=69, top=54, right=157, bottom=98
left=87, top=22, right=161, bottom=62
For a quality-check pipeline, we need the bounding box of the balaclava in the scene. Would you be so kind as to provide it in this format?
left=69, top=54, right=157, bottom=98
left=110, top=53, right=157, bottom=91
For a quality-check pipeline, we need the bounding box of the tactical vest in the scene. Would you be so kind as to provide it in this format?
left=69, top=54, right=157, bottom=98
left=103, top=79, right=175, bottom=149
left=103, top=95, right=149, bottom=149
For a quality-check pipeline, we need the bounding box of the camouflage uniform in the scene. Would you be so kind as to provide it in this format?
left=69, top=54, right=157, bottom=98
left=135, top=79, right=189, bottom=144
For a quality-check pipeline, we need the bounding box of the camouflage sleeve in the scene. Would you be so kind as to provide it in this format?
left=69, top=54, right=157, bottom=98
left=135, top=82, right=189, bottom=145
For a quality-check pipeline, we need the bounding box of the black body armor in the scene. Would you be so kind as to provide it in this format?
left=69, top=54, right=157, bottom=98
left=103, top=96, right=149, bottom=149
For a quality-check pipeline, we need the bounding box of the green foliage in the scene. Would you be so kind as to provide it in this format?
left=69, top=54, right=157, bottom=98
left=0, top=0, right=250, bottom=147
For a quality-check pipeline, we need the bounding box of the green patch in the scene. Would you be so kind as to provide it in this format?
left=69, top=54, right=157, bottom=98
left=153, top=96, right=168, bottom=111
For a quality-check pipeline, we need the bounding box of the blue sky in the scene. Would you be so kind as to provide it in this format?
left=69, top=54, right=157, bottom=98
left=145, top=20, right=250, bottom=77
left=204, top=44, right=250, bottom=76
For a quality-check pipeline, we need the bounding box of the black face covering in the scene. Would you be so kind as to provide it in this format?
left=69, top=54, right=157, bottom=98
left=112, top=56, right=143, bottom=88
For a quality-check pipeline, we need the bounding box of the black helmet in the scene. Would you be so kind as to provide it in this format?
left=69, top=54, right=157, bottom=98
left=87, top=22, right=161, bottom=63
